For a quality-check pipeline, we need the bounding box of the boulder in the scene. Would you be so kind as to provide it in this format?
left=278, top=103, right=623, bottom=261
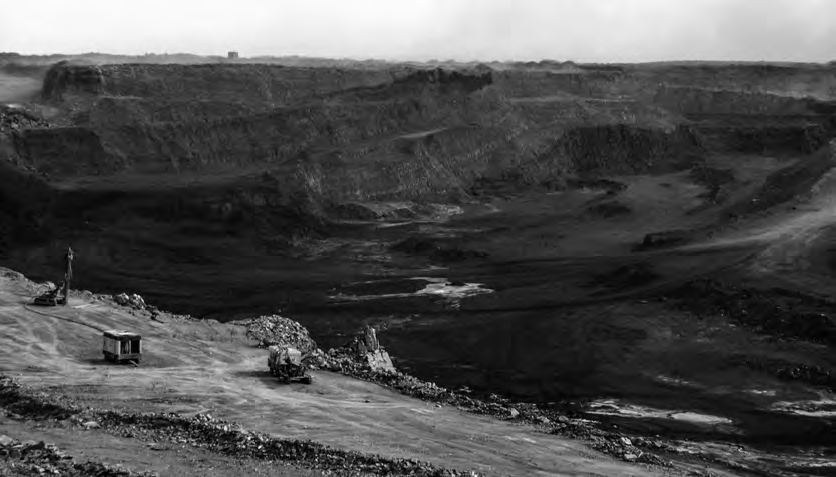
left=364, top=349, right=396, bottom=373
left=114, top=292, right=147, bottom=310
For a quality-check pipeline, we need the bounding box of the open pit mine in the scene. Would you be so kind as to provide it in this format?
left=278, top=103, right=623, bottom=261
left=1, top=53, right=836, bottom=476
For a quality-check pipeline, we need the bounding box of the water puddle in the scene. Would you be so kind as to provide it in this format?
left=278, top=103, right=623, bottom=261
left=330, top=277, right=493, bottom=303
left=586, top=399, right=733, bottom=426
left=746, top=389, right=777, bottom=396
left=655, top=375, right=699, bottom=387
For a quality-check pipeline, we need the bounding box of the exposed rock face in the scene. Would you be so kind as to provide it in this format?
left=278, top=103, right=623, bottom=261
left=42, top=62, right=106, bottom=100
left=343, top=326, right=396, bottom=373
left=554, top=124, right=702, bottom=174
left=42, top=62, right=392, bottom=105
left=22, top=62, right=833, bottom=214
left=316, top=325, right=396, bottom=374
left=0, top=105, right=50, bottom=136
left=653, top=85, right=836, bottom=155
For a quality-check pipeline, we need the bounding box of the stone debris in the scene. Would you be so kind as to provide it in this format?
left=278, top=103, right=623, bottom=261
left=0, top=432, right=156, bottom=476
left=0, top=105, right=50, bottom=137
left=113, top=293, right=147, bottom=311
left=316, top=325, right=396, bottom=374
left=551, top=419, right=670, bottom=467
left=0, top=374, right=481, bottom=476
left=245, top=314, right=318, bottom=354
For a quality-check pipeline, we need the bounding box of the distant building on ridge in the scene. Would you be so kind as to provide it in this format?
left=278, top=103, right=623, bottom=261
left=227, top=51, right=239, bottom=60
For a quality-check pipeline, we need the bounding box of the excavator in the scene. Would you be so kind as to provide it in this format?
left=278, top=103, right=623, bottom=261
left=32, top=281, right=68, bottom=306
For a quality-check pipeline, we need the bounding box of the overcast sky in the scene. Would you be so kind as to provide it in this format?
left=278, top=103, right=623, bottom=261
left=2, top=0, right=835, bottom=62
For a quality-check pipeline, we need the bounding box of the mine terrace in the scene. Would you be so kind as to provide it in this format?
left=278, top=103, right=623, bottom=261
left=1, top=50, right=836, bottom=477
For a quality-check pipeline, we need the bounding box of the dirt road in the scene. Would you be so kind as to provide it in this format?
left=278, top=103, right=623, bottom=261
left=683, top=158, right=836, bottom=293
left=0, top=269, right=670, bottom=477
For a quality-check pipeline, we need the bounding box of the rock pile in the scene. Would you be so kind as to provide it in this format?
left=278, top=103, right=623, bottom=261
left=245, top=314, right=318, bottom=354
left=0, top=434, right=156, bottom=476
left=0, top=374, right=481, bottom=476
left=550, top=421, right=671, bottom=466
left=109, top=292, right=168, bottom=320
left=0, top=105, right=50, bottom=136
left=311, top=325, right=396, bottom=374
left=113, top=293, right=147, bottom=310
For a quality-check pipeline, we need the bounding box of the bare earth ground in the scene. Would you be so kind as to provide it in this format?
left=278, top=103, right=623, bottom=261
left=0, top=271, right=672, bottom=477
left=0, top=413, right=328, bottom=477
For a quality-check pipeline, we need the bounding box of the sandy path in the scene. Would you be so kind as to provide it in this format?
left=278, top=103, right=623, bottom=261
left=0, top=272, right=670, bottom=477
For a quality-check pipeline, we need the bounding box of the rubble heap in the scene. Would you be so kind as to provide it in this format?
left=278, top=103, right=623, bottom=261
left=0, top=105, right=50, bottom=136
left=245, top=314, right=318, bottom=353
left=316, top=325, right=396, bottom=374
left=0, top=375, right=481, bottom=477
left=0, top=434, right=156, bottom=476
left=109, top=292, right=168, bottom=320
left=114, top=293, right=146, bottom=310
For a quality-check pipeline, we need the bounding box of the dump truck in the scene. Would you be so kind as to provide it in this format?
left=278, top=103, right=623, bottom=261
left=267, top=346, right=312, bottom=384
left=103, top=330, right=142, bottom=364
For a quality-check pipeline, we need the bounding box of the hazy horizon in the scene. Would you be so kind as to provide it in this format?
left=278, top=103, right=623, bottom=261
left=3, top=0, right=836, bottom=63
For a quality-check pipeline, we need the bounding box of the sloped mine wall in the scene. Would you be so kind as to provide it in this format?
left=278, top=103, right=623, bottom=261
left=492, top=69, right=627, bottom=98
left=639, top=63, right=836, bottom=100
left=552, top=124, right=702, bottom=174
left=653, top=86, right=818, bottom=116
left=41, top=63, right=105, bottom=99
left=43, top=62, right=394, bottom=106
left=14, top=127, right=120, bottom=177
left=653, top=86, right=836, bottom=154
left=22, top=62, right=836, bottom=215
left=695, top=118, right=833, bottom=155
left=13, top=101, right=706, bottom=205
